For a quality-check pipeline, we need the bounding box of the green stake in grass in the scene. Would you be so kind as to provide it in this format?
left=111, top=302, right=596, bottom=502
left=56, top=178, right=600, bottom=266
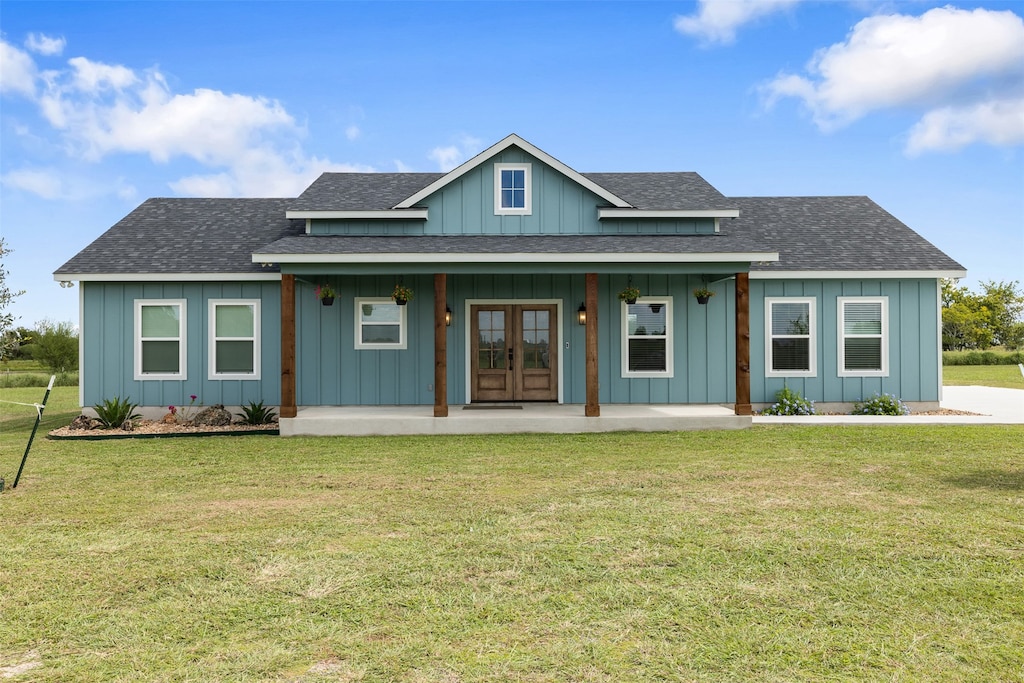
left=13, top=375, right=55, bottom=490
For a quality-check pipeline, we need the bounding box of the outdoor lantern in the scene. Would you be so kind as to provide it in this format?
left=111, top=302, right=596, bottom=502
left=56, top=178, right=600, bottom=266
left=445, top=306, right=452, bottom=326
left=577, top=302, right=587, bottom=325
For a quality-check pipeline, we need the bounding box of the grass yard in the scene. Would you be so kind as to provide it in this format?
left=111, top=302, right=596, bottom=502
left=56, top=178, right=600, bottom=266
left=943, top=364, right=1024, bottom=390
left=1, top=388, right=1023, bottom=681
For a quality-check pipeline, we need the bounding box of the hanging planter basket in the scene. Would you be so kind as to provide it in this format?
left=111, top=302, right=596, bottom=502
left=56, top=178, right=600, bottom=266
left=321, top=297, right=335, bottom=307
left=618, top=286, right=641, bottom=305
left=315, top=284, right=336, bottom=306
left=392, top=284, right=414, bottom=306
left=693, top=288, right=715, bottom=305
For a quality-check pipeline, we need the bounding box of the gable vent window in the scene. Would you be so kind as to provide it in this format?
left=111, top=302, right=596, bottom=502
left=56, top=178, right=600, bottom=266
left=494, top=163, right=532, bottom=215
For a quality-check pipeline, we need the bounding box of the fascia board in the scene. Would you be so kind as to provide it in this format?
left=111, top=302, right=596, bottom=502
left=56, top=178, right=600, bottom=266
left=286, top=209, right=429, bottom=220
left=750, top=270, right=967, bottom=280
left=394, top=134, right=632, bottom=209
left=253, top=251, right=780, bottom=264
left=599, top=209, right=741, bottom=219
left=54, top=272, right=282, bottom=282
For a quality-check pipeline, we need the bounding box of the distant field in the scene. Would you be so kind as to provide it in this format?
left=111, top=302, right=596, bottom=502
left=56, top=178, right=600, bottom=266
left=944, top=364, right=1024, bottom=389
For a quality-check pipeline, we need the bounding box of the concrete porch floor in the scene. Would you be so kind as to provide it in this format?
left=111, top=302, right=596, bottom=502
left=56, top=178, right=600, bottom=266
left=280, top=403, right=750, bottom=436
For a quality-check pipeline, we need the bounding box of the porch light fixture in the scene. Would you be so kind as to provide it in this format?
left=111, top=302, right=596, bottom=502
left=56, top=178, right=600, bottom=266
left=445, top=306, right=452, bottom=327
left=577, top=302, right=587, bottom=325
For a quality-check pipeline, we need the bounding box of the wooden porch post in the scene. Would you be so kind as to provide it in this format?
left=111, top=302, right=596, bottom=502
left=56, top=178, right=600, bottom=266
left=585, top=272, right=600, bottom=417
left=280, top=274, right=297, bottom=418
left=433, top=273, right=448, bottom=417
left=735, top=272, right=752, bottom=415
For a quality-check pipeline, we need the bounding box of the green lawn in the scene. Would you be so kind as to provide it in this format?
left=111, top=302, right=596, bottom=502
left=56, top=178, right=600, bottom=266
left=2, top=387, right=1023, bottom=681
left=943, top=364, right=1024, bottom=390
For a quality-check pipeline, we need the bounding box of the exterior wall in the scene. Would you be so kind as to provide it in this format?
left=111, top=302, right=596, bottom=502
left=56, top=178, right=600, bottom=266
left=749, top=278, right=941, bottom=404
left=294, top=273, right=734, bottom=407
left=314, top=149, right=717, bottom=237
left=80, top=281, right=282, bottom=409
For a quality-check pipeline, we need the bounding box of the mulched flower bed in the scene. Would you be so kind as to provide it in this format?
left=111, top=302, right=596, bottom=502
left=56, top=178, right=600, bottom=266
left=49, top=419, right=278, bottom=440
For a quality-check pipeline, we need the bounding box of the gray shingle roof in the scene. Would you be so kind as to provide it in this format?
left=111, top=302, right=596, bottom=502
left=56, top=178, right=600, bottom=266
left=54, top=179, right=964, bottom=277
left=582, top=172, right=734, bottom=210
left=289, top=173, right=444, bottom=211
left=55, top=198, right=303, bottom=275
left=730, top=196, right=965, bottom=272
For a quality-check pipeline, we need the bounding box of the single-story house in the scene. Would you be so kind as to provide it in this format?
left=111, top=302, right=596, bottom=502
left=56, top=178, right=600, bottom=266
left=55, top=134, right=965, bottom=434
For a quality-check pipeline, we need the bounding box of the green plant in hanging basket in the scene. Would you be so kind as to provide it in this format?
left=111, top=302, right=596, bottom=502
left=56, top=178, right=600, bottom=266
left=618, top=286, right=641, bottom=303
left=392, top=284, right=414, bottom=303
left=693, top=286, right=715, bottom=300
left=315, top=283, right=336, bottom=300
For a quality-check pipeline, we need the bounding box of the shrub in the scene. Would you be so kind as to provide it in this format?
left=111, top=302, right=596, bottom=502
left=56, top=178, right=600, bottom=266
left=853, top=393, right=910, bottom=416
left=0, top=372, right=78, bottom=388
left=943, top=349, right=1024, bottom=365
left=93, top=396, right=140, bottom=429
left=236, top=401, right=277, bottom=425
left=761, top=386, right=816, bottom=416
left=31, top=320, right=79, bottom=373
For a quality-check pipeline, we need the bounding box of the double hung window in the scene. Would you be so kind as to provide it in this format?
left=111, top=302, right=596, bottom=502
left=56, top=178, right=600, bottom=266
left=209, top=300, right=260, bottom=379
left=838, top=297, right=888, bottom=376
left=355, top=298, right=407, bottom=349
left=765, top=298, right=816, bottom=376
left=621, top=298, right=673, bottom=377
left=135, top=300, right=186, bottom=380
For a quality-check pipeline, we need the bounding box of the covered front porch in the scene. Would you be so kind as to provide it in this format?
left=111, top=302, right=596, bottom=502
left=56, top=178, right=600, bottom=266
left=280, top=402, right=750, bottom=436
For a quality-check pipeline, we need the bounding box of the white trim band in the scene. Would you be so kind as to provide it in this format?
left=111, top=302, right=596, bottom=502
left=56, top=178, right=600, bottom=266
left=55, top=273, right=282, bottom=282
left=253, top=251, right=780, bottom=264
left=599, top=209, right=740, bottom=219
left=750, top=270, right=966, bottom=280
left=286, top=210, right=429, bottom=220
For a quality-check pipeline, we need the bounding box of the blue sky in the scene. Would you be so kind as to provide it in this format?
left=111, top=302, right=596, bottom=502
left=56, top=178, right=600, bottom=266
left=2, top=0, right=1022, bottom=329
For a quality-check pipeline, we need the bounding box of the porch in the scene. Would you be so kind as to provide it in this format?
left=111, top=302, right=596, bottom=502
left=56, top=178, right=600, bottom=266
left=279, top=403, right=751, bottom=436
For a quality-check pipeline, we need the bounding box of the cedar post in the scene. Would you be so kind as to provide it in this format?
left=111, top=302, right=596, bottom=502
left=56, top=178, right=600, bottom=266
left=280, top=273, right=297, bottom=418
left=735, top=272, right=752, bottom=415
left=585, top=272, right=600, bottom=417
left=433, top=273, right=448, bottom=417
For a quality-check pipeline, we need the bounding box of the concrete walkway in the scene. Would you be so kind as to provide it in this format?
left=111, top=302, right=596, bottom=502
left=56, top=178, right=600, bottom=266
left=753, top=386, right=1024, bottom=426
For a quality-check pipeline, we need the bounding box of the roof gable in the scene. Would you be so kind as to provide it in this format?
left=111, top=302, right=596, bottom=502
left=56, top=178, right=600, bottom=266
left=394, top=134, right=633, bottom=209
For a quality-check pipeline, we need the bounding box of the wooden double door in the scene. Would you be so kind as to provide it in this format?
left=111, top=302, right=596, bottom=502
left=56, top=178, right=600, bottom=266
left=471, top=304, right=558, bottom=402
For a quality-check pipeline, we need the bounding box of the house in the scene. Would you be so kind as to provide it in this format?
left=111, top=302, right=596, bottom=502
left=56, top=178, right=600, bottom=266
left=54, top=134, right=965, bottom=434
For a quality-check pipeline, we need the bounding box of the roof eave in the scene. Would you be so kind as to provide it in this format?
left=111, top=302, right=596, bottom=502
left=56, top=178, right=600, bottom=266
left=252, top=252, right=780, bottom=265
left=285, top=209, right=429, bottom=220
left=599, top=209, right=740, bottom=219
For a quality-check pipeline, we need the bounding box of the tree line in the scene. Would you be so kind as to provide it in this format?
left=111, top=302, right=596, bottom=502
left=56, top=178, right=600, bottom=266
left=942, top=279, right=1024, bottom=351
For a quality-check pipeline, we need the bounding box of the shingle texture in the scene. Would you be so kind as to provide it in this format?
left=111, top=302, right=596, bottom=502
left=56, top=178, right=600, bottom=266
left=731, top=196, right=965, bottom=272
left=289, top=173, right=443, bottom=211
left=56, top=175, right=964, bottom=276
left=55, top=198, right=303, bottom=275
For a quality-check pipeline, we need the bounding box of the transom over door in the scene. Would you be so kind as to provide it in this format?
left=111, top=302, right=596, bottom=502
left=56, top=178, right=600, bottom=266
left=471, top=304, right=558, bottom=402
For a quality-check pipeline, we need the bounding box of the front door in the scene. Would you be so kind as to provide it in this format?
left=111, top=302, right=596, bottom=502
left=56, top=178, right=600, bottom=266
left=471, top=304, right=558, bottom=402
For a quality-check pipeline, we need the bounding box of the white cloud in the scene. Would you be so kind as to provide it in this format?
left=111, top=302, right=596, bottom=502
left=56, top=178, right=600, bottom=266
left=25, top=33, right=66, bottom=56
left=68, top=56, right=138, bottom=93
left=427, top=134, right=484, bottom=172
left=0, top=39, right=37, bottom=96
left=6, top=46, right=374, bottom=197
left=394, top=159, right=414, bottom=172
left=675, top=0, right=802, bottom=45
left=762, top=7, right=1024, bottom=154
left=345, top=125, right=361, bottom=141
left=906, top=98, right=1024, bottom=156
left=1, top=168, right=63, bottom=199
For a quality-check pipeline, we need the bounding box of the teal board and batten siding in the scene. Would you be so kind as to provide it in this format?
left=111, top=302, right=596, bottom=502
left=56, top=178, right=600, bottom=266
left=294, top=273, right=735, bottom=407
left=80, top=281, right=281, bottom=408
left=313, top=149, right=716, bottom=237
left=748, top=279, right=941, bottom=404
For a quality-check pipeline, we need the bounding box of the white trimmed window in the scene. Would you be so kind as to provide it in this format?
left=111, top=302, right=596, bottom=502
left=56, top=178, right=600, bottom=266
left=838, top=297, right=888, bottom=376
left=355, top=298, right=407, bottom=350
left=765, top=297, right=816, bottom=376
left=494, top=163, right=532, bottom=215
left=621, top=297, right=673, bottom=378
left=135, top=299, right=186, bottom=380
left=208, top=300, right=260, bottom=380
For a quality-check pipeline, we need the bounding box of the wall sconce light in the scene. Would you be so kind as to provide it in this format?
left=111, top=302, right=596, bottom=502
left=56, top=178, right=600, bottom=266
left=445, top=306, right=452, bottom=327
left=577, top=302, right=587, bottom=326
